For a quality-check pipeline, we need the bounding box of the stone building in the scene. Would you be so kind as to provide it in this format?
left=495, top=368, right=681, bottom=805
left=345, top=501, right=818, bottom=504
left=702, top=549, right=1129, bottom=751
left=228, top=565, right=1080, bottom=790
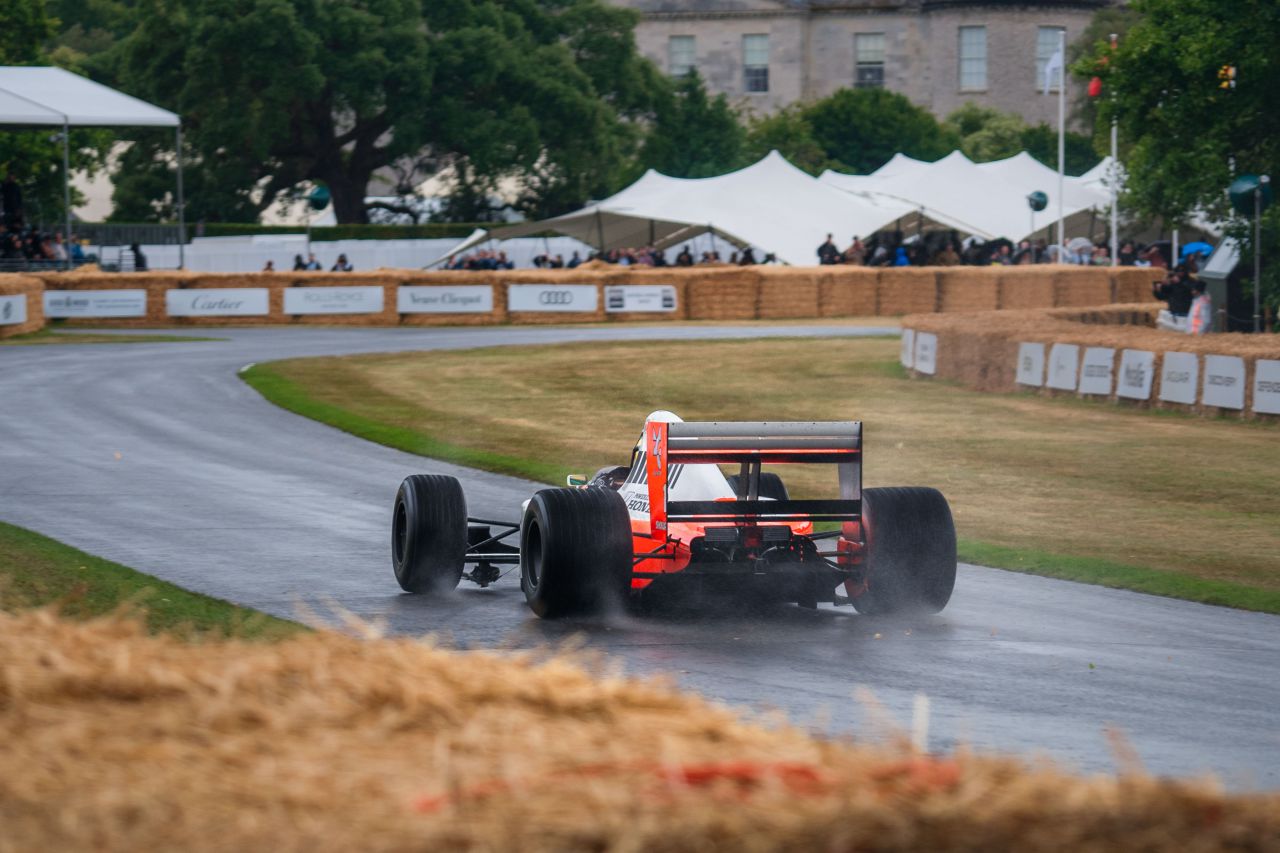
left=609, top=1, right=1113, bottom=126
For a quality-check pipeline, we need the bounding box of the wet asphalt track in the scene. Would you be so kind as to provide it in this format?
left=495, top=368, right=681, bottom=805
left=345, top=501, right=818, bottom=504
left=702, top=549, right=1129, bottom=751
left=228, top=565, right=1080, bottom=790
left=2, top=325, right=1279, bottom=788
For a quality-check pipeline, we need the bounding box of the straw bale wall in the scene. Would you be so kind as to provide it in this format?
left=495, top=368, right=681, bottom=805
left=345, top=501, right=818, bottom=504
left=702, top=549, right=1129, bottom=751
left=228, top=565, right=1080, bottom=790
left=903, top=304, right=1280, bottom=419
left=1112, top=266, right=1161, bottom=305
left=0, top=275, right=44, bottom=337
left=12, top=266, right=1158, bottom=332
left=5, top=607, right=1280, bottom=851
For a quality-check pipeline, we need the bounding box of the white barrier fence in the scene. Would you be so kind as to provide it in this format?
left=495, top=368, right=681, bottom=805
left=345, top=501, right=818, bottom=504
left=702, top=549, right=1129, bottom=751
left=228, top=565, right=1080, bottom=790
left=904, top=329, right=1279, bottom=416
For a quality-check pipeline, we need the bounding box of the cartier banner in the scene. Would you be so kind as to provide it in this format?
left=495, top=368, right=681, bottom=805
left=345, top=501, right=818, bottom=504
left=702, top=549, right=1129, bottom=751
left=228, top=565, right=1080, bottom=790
left=166, top=288, right=270, bottom=317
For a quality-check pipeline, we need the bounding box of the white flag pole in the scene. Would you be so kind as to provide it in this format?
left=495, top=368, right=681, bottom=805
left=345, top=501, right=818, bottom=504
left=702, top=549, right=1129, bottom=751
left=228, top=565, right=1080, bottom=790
left=1057, top=28, right=1066, bottom=263
left=1109, top=34, right=1119, bottom=267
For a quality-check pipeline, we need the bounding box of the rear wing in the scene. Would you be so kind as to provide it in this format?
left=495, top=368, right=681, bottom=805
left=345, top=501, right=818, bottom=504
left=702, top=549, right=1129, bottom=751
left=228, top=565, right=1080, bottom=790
left=644, top=421, right=862, bottom=535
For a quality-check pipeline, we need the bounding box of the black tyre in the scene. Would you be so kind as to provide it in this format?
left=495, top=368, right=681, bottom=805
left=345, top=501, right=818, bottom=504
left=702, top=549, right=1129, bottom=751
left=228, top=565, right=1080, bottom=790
left=726, top=472, right=790, bottom=501
left=521, top=487, right=633, bottom=618
left=391, top=474, right=467, bottom=593
left=852, top=486, right=956, bottom=615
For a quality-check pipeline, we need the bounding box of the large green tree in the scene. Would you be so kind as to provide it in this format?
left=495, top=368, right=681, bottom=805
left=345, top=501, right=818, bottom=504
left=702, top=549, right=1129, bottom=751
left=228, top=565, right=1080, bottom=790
left=111, top=0, right=663, bottom=223
left=634, top=71, right=743, bottom=179
left=802, top=88, right=958, bottom=175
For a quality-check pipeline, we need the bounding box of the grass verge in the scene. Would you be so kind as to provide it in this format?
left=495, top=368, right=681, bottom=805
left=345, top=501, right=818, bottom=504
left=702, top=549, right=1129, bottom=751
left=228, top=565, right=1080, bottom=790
left=0, top=329, right=223, bottom=345
left=0, top=521, right=303, bottom=640
left=242, top=336, right=1280, bottom=614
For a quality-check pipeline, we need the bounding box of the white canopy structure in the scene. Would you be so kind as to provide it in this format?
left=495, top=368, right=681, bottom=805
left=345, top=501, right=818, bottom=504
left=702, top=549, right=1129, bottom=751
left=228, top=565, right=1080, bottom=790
left=444, top=151, right=971, bottom=266
left=822, top=150, right=1111, bottom=243
left=0, top=66, right=184, bottom=265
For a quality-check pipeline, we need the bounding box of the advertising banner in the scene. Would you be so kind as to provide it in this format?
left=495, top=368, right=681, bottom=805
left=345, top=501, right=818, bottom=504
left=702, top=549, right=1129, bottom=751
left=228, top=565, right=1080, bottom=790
left=284, top=286, right=384, bottom=315
left=604, top=285, right=677, bottom=313
left=396, top=285, right=493, bottom=314
left=1116, top=349, right=1155, bottom=400
left=900, top=329, right=915, bottom=369
left=1046, top=343, right=1079, bottom=391
left=1078, top=347, right=1115, bottom=397
left=44, top=289, right=147, bottom=318
left=1201, top=354, right=1245, bottom=410
left=507, top=284, right=599, bottom=313
left=913, top=331, right=937, bottom=375
left=166, top=288, right=269, bottom=317
left=1015, top=342, right=1045, bottom=387
left=1253, top=360, right=1280, bottom=415
left=1158, top=352, right=1198, bottom=405
left=0, top=294, right=27, bottom=326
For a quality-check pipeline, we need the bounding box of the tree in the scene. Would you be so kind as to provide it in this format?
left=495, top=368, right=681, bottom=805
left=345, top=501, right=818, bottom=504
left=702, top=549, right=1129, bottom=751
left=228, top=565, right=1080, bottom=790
left=635, top=72, right=744, bottom=179
left=111, top=0, right=664, bottom=224
left=742, top=104, right=834, bottom=175
left=944, top=102, right=1098, bottom=174
left=802, top=88, right=958, bottom=175
left=1083, top=0, right=1280, bottom=314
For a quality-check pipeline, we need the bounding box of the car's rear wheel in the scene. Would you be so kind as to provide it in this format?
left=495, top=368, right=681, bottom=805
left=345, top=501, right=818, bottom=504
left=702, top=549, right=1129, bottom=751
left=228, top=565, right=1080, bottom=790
left=726, top=472, right=790, bottom=501
left=391, top=474, right=467, bottom=593
left=852, top=486, right=956, bottom=615
left=520, top=487, right=632, bottom=618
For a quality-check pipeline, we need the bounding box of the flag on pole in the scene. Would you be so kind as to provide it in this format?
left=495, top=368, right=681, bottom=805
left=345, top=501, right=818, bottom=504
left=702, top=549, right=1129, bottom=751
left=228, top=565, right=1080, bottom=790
left=1043, top=44, right=1064, bottom=95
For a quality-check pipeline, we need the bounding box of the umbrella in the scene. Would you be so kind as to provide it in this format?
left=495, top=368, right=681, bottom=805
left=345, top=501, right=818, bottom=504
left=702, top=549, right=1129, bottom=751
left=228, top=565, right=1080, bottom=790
left=1180, top=241, right=1214, bottom=258
left=1067, top=236, right=1095, bottom=253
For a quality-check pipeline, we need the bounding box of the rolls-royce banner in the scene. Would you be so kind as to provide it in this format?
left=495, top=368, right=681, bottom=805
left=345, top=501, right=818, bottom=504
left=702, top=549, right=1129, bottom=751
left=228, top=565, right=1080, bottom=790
left=44, top=289, right=147, bottom=318
left=1015, top=342, right=1045, bottom=387
left=1078, top=347, right=1115, bottom=397
left=1201, top=354, right=1245, bottom=410
left=0, top=294, right=27, bottom=325
left=899, top=329, right=915, bottom=369
left=1116, top=349, right=1155, bottom=400
left=397, top=285, right=493, bottom=314
left=912, top=331, right=937, bottom=375
left=507, top=284, right=598, bottom=313
left=1158, top=351, right=1198, bottom=405
left=284, top=286, right=384, bottom=315
left=166, top=288, right=270, bottom=317
left=604, top=285, right=677, bottom=313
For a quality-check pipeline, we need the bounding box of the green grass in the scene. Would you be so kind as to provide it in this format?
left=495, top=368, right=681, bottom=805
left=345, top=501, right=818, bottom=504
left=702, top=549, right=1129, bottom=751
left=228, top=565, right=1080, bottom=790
left=242, top=336, right=1280, bottom=614
left=0, top=521, right=304, bottom=640
left=1, top=328, right=224, bottom=346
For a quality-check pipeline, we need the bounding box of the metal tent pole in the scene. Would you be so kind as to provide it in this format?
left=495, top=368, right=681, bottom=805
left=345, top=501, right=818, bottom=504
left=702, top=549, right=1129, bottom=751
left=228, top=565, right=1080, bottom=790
left=1056, top=28, right=1066, bottom=263
left=1255, top=185, right=1263, bottom=333
left=62, top=120, right=72, bottom=271
left=175, top=124, right=186, bottom=269
left=1109, top=33, right=1119, bottom=268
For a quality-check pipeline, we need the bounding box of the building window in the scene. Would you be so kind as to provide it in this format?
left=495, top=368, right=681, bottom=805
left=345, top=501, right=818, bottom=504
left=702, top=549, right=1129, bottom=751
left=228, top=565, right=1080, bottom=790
left=1036, top=26, right=1065, bottom=92
left=854, top=32, right=885, bottom=89
left=668, top=35, right=696, bottom=78
left=743, top=34, right=769, bottom=93
left=958, top=26, right=987, bottom=91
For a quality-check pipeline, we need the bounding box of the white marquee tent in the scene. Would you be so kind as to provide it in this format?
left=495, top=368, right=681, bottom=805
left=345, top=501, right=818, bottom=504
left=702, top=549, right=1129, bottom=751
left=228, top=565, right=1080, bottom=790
left=443, top=151, right=982, bottom=266
left=0, top=66, right=183, bottom=265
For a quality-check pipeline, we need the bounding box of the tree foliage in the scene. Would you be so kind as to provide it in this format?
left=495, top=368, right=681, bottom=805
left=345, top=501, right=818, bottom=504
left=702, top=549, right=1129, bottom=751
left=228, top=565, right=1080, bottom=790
left=802, top=88, right=957, bottom=175
left=635, top=72, right=743, bottom=179
left=944, top=102, right=1097, bottom=175
left=742, top=104, right=834, bottom=176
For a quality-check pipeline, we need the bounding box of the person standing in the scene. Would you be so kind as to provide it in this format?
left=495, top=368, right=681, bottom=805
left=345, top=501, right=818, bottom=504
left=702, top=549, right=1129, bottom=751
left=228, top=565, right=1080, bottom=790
left=129, top=242, right=147, bottom=271
left=816, top=233, right=840, bottom=265
left=1187, top=278, right=1211, bottom=335
left=330, top=254, right=353, bottom=271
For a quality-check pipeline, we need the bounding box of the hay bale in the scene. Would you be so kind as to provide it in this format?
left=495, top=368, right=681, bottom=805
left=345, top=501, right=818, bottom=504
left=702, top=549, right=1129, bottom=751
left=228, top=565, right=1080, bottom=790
left=877, top=268, right=939, bottom=316
left=997, top=269, right=1056, bottom=309
left=686, top=268, right=762, bottom=320
left=1053, top=266, right=1112, bottom=307
left=0, top=274, right=45, bottom=337
left=818, top=266, right=878, bottom=316
left=1111, top=267, right=1162, bottom=304
left=756, top=267, right=820, bottom=319
left=937, top=267, right=1000, bottom=313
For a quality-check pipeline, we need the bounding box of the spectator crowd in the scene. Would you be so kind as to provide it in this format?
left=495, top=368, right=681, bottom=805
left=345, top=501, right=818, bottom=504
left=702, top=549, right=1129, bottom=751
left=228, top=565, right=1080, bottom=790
left=813, top=231, right=1199, bottom=269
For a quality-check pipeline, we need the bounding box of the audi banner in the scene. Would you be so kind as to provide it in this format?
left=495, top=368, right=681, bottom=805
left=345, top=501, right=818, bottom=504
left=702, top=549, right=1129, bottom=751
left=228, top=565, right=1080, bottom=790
left=0, top=294, right=27, bottom=326
left=44, top=289, right=148, bottom=318
left=604, top=285, right=677, bottom=313
left=284, top=286, right=384, bottom=315
left=166, top=288, right=270, bottom=317
left=507, top=284, right=599, bottom=312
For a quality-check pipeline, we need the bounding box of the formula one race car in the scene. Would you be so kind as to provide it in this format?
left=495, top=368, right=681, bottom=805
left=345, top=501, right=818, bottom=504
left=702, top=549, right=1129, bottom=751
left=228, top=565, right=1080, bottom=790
left=391, top=412, right=956, bottom=619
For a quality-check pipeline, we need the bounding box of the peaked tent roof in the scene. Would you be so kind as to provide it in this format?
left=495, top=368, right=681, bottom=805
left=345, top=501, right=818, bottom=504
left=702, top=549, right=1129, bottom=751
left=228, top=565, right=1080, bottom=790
left=446, top=151, right=936, bottom=266
left=0, top=66, right=178, bottom=127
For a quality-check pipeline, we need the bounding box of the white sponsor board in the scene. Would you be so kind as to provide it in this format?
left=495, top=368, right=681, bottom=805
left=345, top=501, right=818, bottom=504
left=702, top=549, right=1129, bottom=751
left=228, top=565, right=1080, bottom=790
left=1078, top=347, right=1115, bottom=397
left=1046, top=343, right=1079, bottom=391
left=284, top=285, right=383, bottom=315
left=44, top=289, right=147, bottom=318
left=397, top=285, right=493, bottom=314
left=508, top=284, right=598, bottom=312
left=1015, top=342, right=1045, bottom=387
left=1116, top=349, right=1155, bottom=400
left=900, top=329, right=915, bottom=369
left=605, top=285, right=677, bottom=313
left=913, top=331, right=937, bottom=375
left=1254, top=360, right=1280, bottom=415
left=1201, top=354, right=1245, bottom=410
left=0, top=293, right=27, bottom=325
left=1158, top=351, right=1198, bottom=405
left=166, top=288, right=270, bottom=317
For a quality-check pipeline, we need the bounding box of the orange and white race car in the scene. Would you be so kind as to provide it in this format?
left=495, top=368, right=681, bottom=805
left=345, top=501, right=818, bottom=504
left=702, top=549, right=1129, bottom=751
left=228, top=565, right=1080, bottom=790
left=391, top=412, right=956, bottom=619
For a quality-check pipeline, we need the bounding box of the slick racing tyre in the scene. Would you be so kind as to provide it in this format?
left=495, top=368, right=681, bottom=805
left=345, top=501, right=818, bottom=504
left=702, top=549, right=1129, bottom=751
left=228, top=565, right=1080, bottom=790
left=391, top=474, right=467, bottom=593
left=521, top=487, right=632, bottom=619
left=852, top=486, right=956, bottom=615
left=726, top=472, right=790, bottom=501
